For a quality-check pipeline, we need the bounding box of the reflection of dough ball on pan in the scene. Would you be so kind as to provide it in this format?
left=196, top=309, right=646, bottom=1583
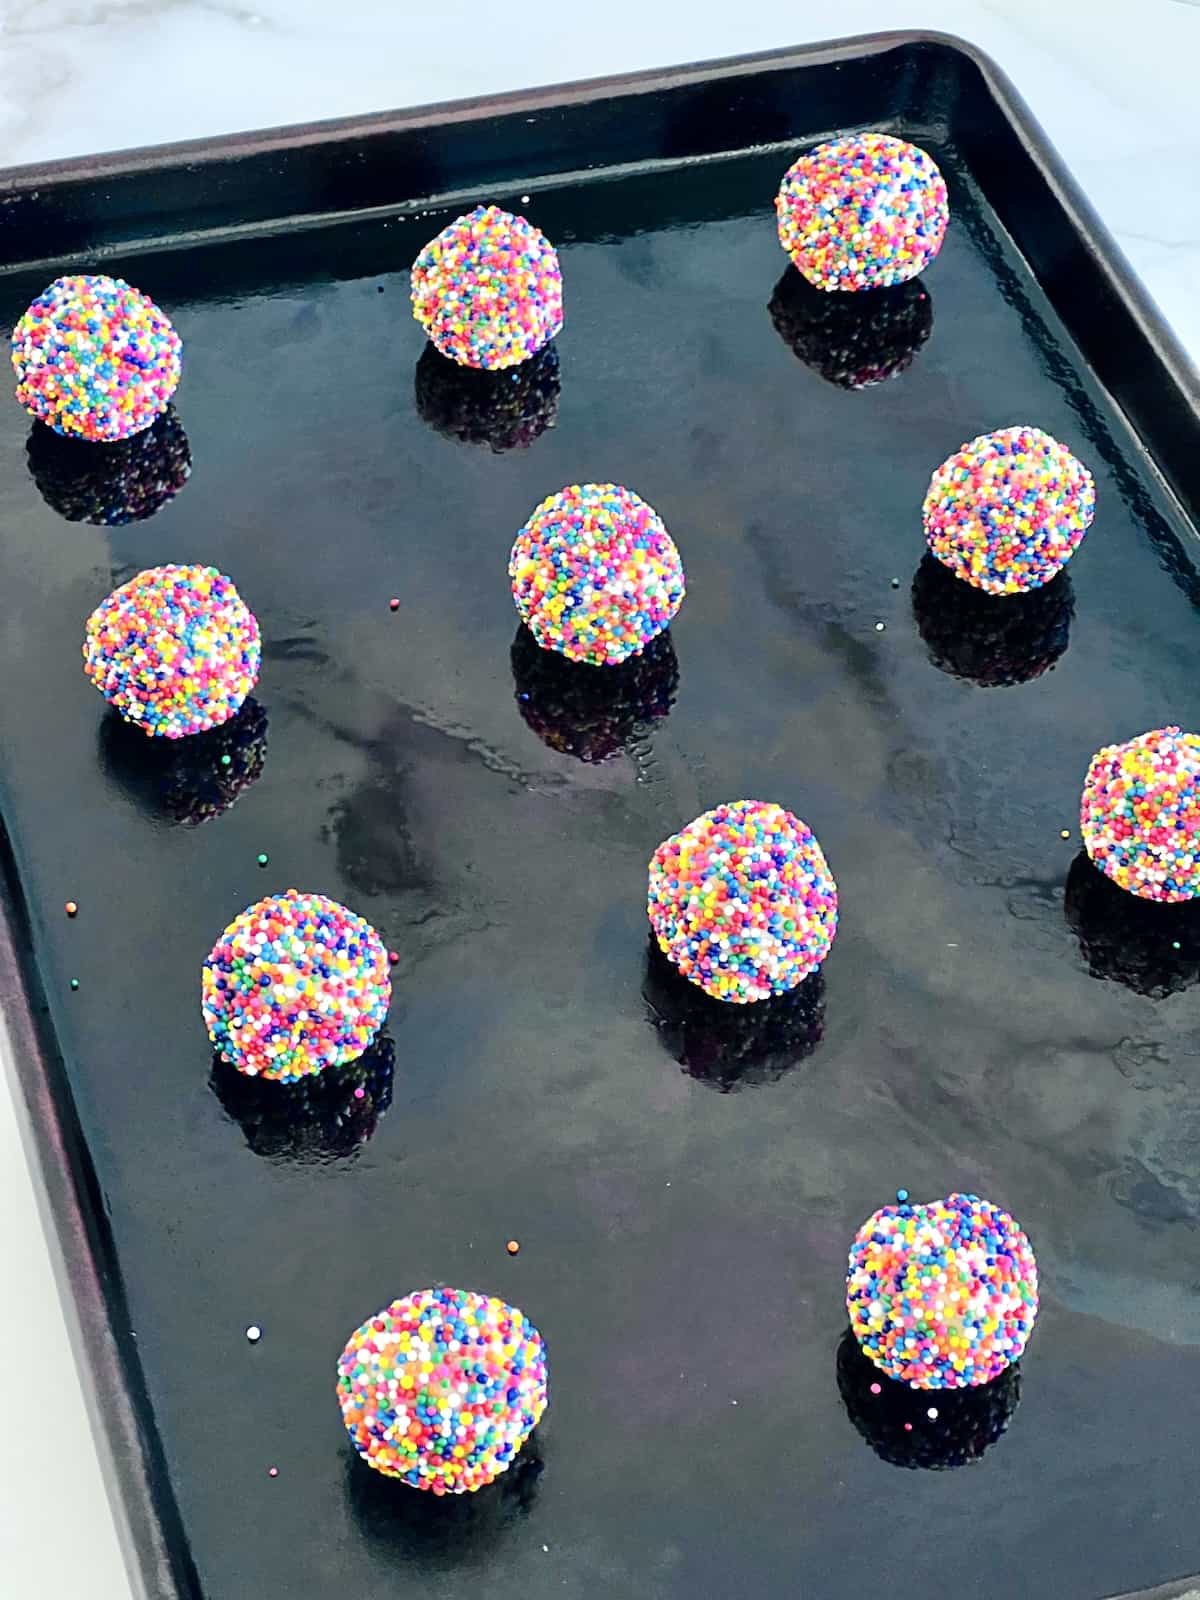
left=27, top=406, right=190, bottom=524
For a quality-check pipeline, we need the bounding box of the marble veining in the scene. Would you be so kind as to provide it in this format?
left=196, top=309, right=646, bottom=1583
left=0, top=0, right=1196, bottom=365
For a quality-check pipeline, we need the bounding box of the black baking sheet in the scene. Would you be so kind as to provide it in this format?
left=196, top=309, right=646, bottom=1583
left=2, top=32, right=1200, bottom=1600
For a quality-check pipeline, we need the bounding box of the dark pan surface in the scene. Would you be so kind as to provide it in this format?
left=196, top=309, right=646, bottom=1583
left=3, top=79, right=1200, bottom=1600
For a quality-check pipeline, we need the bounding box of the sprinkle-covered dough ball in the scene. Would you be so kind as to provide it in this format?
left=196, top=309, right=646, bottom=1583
left=776, top=133, right=948, bottom=292
left=923, top=425, right=1095, bottom=594
left=411, top=204, right=563, bottom=370
left=846, top=1193, right=1039, bottom=1389
left=83, top=564, right=260, bottom=739
left=12, top=274, right=181, bottom=441
left=1080, top=726, right=1200, bottom=902
left=202, top=890, right=391, bottom=1081
left=647, top=800, right=838, bottom=1004
left=510, top=483, right=684, bottom=666
left=337, top=1287, right=548, bottom=1493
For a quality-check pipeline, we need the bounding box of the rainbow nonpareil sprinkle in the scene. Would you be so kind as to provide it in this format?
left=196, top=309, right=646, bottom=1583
left=1080, top=726, right=1200, bottom=902
left=775, top=134, right=948, bottom=292
left=83, top=564, right=260, bottom=739
left=846, top=1193, right=1039, bottom=1390
left=510, top=483, right=684, bottom=666
left=336, top=1287, right=548, bottom=1493
left=203, top=890, right=391, bottom=1081
left=411, top=205, right=563, bottom=370
left=923, top=426, right=1095, bottom=595
left=647, top=800, right=838, bottom=1004
left=12, top=274, right=181, bottom=442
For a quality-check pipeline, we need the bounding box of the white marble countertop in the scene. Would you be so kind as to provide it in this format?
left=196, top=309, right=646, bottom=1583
left=0, top=3, right=1197, bottom=1596
left=2, top=0, right=1199, bottom=356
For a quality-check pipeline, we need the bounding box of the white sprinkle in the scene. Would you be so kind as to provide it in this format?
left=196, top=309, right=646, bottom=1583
left=246, top=1325, right=262, bottom=1344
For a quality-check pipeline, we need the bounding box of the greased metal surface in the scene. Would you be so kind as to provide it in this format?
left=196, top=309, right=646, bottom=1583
left=2, top=136, right=1200, bottom=1600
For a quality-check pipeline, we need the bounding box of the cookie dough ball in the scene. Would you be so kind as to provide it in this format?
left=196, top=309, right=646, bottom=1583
left=1065, top=850, right=1200, bottom=998
left=411, top=204, right=563, bottom=370
left=846, top=1193, right=1038, bottom=1389
left=99, top=695, right=268, bottom=826
left=643, top=937, right=824, bottom=1091
left=511, top=623, right=678, bottom=762
left=647, top=800, right=838, bottom=1003
left=202, top=889, right=391, bottom=1081
left=911, top=555, right=1074, bottom=687
left=836, top=1329, right=1021, bottom=1470
left=776, top=133, right=948, bottom=292
left=1081, top=726, right=1200, bottom=902
left=336, top=1287, right=548, bottom=1493
left=923, top=426, right=1095, bottom=594
left=83, top=564, right=260, bottom=738
left=768, top=268, right=932, bottom=388
left=510, top=483, right=684, bottom=665
left=12, top=274, right=181, bottom=441
left=26, top=406, right=190, bottom=525
left=415, top=340, right=559, bottom=451
left=210, top=1031, right=394, bottom=1161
